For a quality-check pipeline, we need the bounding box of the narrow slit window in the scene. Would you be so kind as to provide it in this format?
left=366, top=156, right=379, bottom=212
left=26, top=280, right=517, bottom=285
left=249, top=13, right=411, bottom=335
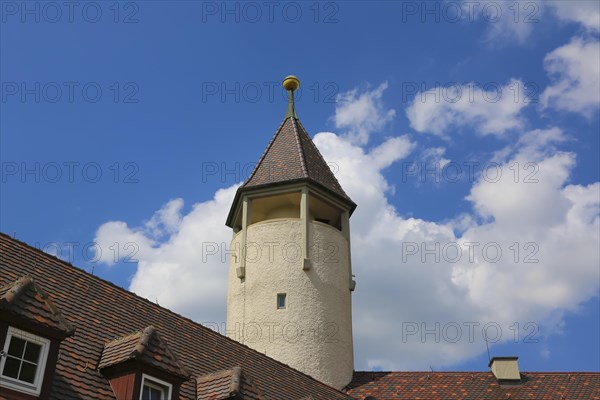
left=277, top=293, right=286, bottom=309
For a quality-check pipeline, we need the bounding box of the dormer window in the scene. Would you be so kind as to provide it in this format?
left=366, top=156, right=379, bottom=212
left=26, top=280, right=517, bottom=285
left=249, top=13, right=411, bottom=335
left=99, top=326, right=188, bottom=400
left=0, top=327, right=50, bottom=396
left=141, top=374, right=172, bottom=400
left=0, top=275, right=74, bottom=398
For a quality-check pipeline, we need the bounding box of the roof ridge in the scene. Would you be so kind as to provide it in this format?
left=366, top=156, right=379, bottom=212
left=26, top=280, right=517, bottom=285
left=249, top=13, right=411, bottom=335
left=291, top=117, right=309, bottom=177
left=197, top=366, right=266, bottom=399
left=99, top=325, right=189, bottom=378
left=107, top=327, right=144, bottom=343
left=0, top=273, right=75, bottom=334
left=238, top=117, right=354, bottom=204
left=0, top=232, right=354, bottom=397
left=294, top=118, right=353, bottom=201
left=150, top=327, right=190, bottom=378
left=230, top=366, right=242, bottom=395
left=243, top=117, right=289, bottom=186
left=0, top=274, right=33, bottom=304
left=134, top=325, right=156, bottom=356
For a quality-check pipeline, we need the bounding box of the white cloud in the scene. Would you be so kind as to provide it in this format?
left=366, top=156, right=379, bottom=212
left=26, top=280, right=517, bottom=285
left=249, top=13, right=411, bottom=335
left=421, top=147, right=450, bottom=168
left=541, top=37, right=600, bottom=117
left=460, top=0, right=540, bottom=44
left=421, top=147, right=451, bottom=176
left=94, top=221, right=156, bottom=267
left=316, top=125, right=599, bottom=369
left=541, top=348, right=551, bottom=360
left=94, top=85, right=599, bottom=372
left=548, top=1, right=600, bottom=32
left=406, top=79, right=530, bottom=137
left=468, top=128, right=574, bottom=229
left=334, top=82, right=396, bottom=145
left=369, top=136, right=416, bottom=169
left=145, top=198, right=184, bottom=238
left=95, top=187, right=238, bottom=322
left=454, top=128, right=599, bottom=319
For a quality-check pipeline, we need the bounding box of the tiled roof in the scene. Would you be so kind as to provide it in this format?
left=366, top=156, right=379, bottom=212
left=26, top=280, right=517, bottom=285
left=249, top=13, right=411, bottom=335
left=197, top=367, right=263, bottom=400
left=346, top=371, right=600, bottom=399
left=242, top=116, right=354, bottom=207
left=0, top=232, right=355, bottom=400
left=0, top=274, right=74, bottom=336
left=98, top=325, right=188, bottom=379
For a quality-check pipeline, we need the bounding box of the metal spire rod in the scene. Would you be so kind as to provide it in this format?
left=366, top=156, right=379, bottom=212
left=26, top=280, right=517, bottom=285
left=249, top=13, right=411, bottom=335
left=283, top=75, right=300, bottom=118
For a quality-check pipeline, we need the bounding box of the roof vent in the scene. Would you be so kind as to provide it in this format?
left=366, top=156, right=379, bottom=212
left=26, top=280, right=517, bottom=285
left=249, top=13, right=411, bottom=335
left=489, top=356, right=521, bottom=383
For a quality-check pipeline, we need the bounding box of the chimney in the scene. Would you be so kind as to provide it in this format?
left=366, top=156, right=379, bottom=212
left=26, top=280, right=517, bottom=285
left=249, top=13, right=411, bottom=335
left=489, top=357, right=521, bottom=383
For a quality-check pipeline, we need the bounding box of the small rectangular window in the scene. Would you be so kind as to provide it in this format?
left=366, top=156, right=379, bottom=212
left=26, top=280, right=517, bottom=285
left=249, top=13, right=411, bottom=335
left=0, top=327, right=50, bottom=396
left=140, top=374, right=172, bottom=400
left=277, top=293, right=286, bottom=309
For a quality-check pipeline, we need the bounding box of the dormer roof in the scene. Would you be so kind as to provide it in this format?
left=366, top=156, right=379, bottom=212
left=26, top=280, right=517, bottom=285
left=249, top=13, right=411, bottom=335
left=0, top=274, right=74, bottom=338
left=0, top=233, right=355, bottom=399
left=196, top=367, right=264, bottom=400
left=98, top=325, right=188, bottom=379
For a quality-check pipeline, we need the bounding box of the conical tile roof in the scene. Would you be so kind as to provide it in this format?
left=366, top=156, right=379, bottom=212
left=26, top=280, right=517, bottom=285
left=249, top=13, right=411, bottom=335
left=242, top=117, right=352, bottom=205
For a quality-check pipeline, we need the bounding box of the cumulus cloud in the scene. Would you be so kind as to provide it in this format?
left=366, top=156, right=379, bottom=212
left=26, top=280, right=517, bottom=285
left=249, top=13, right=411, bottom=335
left=468, top=128, right=574, bottom=229
left=541, top=37, right=600, bottom=117
left=459, top=0, right=541, bottom=44
left=406, top=79, right=530, bottom=137
left=94, top=84, right=599, bottom=371
left=94, top=221, right=156, bottom=267
left=548, top=1, right=600, bottom=32
left=459, top=1, right=599, bottom=45
left=316, top=125, right=599, bottom=370
left=145, top=198, right=184, bottom=238
left=95, top=187, right=238, bottom=322
left=334, top=82, right=396, bottom=145
left=455, top=128, right=598, bottom=317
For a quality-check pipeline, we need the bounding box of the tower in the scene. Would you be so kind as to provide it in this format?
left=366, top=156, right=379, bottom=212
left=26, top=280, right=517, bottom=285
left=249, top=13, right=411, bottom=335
left=225, top=76, right=357, bottom=390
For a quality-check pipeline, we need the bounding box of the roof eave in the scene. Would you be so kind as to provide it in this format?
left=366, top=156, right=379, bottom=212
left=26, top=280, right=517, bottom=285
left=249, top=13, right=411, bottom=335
left=225, top=178, right=357, bottom=228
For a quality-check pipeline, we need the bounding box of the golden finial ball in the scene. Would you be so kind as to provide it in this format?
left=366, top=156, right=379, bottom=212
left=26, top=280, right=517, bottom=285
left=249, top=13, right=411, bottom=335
left=282, top=75, right=300, bottom=91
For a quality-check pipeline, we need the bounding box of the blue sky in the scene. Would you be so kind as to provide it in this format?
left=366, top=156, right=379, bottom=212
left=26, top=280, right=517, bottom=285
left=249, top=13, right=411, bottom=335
left=1, top=1, right=599, bottom=373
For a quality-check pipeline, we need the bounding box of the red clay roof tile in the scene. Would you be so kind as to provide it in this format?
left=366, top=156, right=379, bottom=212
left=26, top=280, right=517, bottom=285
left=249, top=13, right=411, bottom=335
left=243, top=117, right=353, bottom=206
left=0, top=274, right=74, bottom=336
left=98, top=326, right=188, bottom=379
left=346, top=371, right=600, bottom=399
left=197, top=367, right=264, bottom=400
left=0, top=233, right=355, bottom=400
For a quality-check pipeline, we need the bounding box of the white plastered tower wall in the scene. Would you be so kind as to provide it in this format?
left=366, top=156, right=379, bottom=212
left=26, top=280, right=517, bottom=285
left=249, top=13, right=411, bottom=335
left=226, top=213, right=354, bottom=389
left=225, top=76, right=356, bottom=390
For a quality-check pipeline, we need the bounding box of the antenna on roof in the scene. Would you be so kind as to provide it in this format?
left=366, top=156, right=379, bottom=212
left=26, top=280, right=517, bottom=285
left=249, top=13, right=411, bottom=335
left=430, top=366, right=434, bottom=372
